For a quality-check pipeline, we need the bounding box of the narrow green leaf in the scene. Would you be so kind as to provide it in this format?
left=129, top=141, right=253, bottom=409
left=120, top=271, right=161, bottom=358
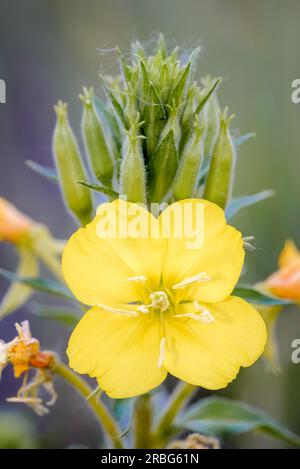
left=233, top=284, right=292, bottom=306
left=0, top=268, right=73, bottom=301
left=234, top=132, right=256, bottom=147
left=226, top=190, right=274, bottom=219
left=32, top=304, right=80, bottom=327
left=176, top=396, right=300, bottom=447
left=26, top=160, right=58, bottom=183
left=77, top=181, right=118, bottom=198
left=195, top=77, right=221, bottom=115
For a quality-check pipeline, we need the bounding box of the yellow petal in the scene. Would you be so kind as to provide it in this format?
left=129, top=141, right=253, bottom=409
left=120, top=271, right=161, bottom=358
left=159, top=199, right=244, bottom=303
left=164, top=296, right=266, bottom=389
left=67, top=306, right=167, bottom=398
left=278, top=239, right=300, bottom=269
left=0, top=245, right=39, bottom=320
left=257, top=305, right=282, bottom=373
left=62, top=199, right=166, bottom=306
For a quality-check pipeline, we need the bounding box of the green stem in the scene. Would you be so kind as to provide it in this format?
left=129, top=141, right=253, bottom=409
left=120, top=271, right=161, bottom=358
left=53, top=362, right=124, bottom=449
left=154, top=381, right=196, bottom=443
left=134, top=394, right=152, bottom=448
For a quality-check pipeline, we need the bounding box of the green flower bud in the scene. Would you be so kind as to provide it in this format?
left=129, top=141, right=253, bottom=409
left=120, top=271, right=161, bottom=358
left=159, top=104, right=181, bottom=150
left=53, top=101, right=93, bottom=225
left=80, top=87, right=114, bottom=186
left=149, top=130, right=178, bottom=202
left=119, top=119, right=147, bottom=204
left=202, top=78, right=221, bottom=160
left=203, top=108, right=236, bottom=209
left=172, top=119, right=204, bottom=200
left=143, top=83, right=165, bottom=158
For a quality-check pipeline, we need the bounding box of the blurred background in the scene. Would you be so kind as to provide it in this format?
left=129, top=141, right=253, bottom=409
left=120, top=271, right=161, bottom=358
left=1, top=0, right=300, bottom=449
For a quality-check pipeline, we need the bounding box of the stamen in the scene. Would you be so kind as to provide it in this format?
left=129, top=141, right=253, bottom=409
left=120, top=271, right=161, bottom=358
left=98, top=304, right=139, bottom=317
left=136, top=305, right=150, bottom=314
left=193, top=301, right=215, bottom=323
left=172, top=272, right=211, bottom=290
left=174, top=302, right=215, bottom=324
left=157, top=337, right=166, bottom=368
left=128, top=275, right=147, bottom=282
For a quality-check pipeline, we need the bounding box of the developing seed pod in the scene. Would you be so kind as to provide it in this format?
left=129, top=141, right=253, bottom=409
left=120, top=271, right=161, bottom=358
left=53, top=101, right=93, bottom=225
left=172, top=120, right=204, bottom=200
left=202, top=78, right=220, bottom=160
left=143, top=83, right=165, bottom=158
left=158, top=103, right=181, bottom=151
left=149, top=130, right=178, bottom=202
left=203, top=109, right=236, bottom=209
left=80, top=87, right=114, bottom=187
left=119, top=121, right=147, bottom=204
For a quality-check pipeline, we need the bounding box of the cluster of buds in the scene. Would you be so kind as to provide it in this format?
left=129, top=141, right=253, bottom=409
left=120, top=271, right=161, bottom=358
left=0, top=197, right=64, bottom=319
left=0, top=321, right=57, bottom=415
left=53, top=34, right=238, bottom=223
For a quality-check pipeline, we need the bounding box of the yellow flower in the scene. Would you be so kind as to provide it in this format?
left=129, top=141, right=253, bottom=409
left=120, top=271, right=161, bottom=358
left=265, top=240, right=300, bottom=302
left=0, top=197, right=32, bottom=244
left=62, top=199, right=266, bottom=398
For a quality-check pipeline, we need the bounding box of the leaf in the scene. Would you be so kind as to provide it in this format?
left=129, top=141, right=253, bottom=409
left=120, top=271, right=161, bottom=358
left=77, top=181, right=118, bottom=198
left=0, top=246, right=39, bottom=319
left=112, top=398, right=137, bottom=437
left=225, top=190, right=274, bottom=219
left=234, top=132, right=256, bottom=147
left=0, top=268, right=73, bottom=301
left=26, top=160, right=58, bottom=182
left=176, top=396, right=300, bottom=447
left=233, top=284, right=292, bottom=306
left=195, top=77, right=221, bottom=115
left=31, top=304, right=80, bottom=327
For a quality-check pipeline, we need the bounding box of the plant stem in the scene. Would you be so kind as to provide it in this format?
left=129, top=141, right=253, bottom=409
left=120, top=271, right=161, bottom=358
left=134, top=394, right=152, bottom=448
left=154, top=381, right=196, bottom=443
left=53, top=361, right=124, bottom=449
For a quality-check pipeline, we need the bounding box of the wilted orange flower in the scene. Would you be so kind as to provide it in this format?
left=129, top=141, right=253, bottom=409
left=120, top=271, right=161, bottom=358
left=0, top=197, right=32, bottom=244
left=266, top=240, right=300, bottom=302
left=0, top=321, right=54, bottom=378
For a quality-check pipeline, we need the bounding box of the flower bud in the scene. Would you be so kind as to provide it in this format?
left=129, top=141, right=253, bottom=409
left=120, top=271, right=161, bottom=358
left=119, top=121, right=147, bottom=204
left=143, top=83, right=165, bottom=158
left=202, top=78, right=220, bottom=160
left=80, top=87, right=114, bottom=186
left=53, top=101, right=93, bottom=225
left=203, top=109, right=235, bottom=209
left=0, top=198, right=32, bottom=244
left=172, top=120, right=204, bottom=200
left=149, top=130, right=178, bottom=202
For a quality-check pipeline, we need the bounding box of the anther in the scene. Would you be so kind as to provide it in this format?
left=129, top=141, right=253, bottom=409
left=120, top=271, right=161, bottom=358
left=172, top=272, right=211, bottom=290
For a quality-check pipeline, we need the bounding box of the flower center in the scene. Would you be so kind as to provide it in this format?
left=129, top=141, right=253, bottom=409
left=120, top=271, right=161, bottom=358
left=149, top=291, right=170, bottom=312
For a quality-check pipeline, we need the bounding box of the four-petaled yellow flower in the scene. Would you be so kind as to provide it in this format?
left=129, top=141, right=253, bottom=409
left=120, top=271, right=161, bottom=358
left=62, top=199, right=266, bottom=398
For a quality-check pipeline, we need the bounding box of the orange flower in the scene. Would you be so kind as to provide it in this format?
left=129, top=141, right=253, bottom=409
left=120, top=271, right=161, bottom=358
left=1, top=321, right=54, bottom=379
left=0, top=197, right=32, bottom=244
left=266, top=240, right=300, bottom=302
